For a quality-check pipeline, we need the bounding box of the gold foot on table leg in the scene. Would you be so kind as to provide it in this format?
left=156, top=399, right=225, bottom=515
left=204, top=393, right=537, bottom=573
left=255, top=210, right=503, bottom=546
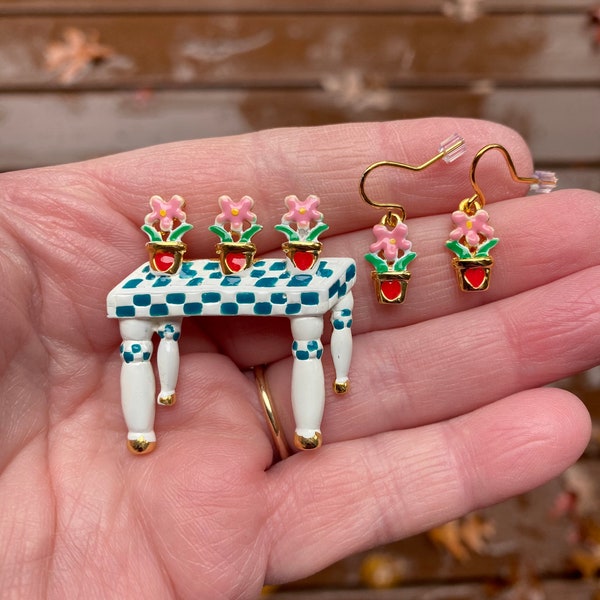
left=158, top=393, right=176, bottom=406
left=294, top=431, right=322, bottom=451
left=127, top=436, right=156, bottom=455
left=333, top=380, right=350, bottom=394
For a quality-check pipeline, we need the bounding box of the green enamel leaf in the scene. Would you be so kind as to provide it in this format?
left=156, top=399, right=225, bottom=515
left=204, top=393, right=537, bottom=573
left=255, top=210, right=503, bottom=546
left=446, top=239, right=472, bottom=260
left=475, top=237, right=499, bottom=257
left=394, top=251, right=417, bottom=272
left=239, top=224, right=263, bottom=243
left=141, top=224, right=162, bottom=242
left=168, top=223, right=194, bottom=241
left=274, top=223, right=300, bottom=241
left=306, top=222, right=329, bottom=241
left=208, top=224, right=233, bottom=242
left=365, top=253, right=389, bottom=273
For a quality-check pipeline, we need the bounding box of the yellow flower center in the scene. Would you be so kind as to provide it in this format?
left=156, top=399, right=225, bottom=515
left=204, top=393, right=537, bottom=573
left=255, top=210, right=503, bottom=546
left=466, top=221, right=473, bottom=229
left=231, top=208, right=240, bottom=216
left=159, top=209, right=167, bottom=217
left=389, top=238, right=396, bottom=245
left=299, top=207, right=307, bottom=214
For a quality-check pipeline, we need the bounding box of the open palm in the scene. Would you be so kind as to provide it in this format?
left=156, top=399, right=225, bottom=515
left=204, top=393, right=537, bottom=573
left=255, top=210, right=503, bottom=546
left=1, top=119, right=597, bottom=599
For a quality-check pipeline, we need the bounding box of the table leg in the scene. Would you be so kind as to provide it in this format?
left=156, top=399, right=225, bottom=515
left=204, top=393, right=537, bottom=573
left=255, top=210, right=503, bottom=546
left=330, top=291, right=354, bottom=394
left=156, top=319, right=182, bottom=406
left=290, top=316, right=325, bottom=450
left=119, top=318, right=156, bottom=455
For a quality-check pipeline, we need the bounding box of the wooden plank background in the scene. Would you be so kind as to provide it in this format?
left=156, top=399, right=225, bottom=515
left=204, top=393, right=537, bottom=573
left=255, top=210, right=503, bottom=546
left=0, top=1, right=597, bottom=185
left=1, top=2, right=599, bottom=598
left=0, top=1, right=595, bottom=14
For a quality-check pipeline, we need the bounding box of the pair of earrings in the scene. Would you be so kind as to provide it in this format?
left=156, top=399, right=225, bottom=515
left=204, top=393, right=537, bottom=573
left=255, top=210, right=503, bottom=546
left=360, top=135, right=558, bottom=303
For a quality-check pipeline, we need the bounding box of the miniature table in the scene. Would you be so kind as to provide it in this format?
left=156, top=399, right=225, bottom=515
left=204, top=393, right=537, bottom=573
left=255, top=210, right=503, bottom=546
left=107, top=257, right=356, bottom=453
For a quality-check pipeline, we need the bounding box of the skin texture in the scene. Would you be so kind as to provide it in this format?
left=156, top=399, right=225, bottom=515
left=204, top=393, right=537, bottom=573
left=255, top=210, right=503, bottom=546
left=0, top=118, right=597, bottom=599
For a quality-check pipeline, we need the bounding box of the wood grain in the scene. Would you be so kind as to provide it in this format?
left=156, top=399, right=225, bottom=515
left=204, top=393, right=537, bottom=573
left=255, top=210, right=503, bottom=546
left=0, top=0, right=592, bottom=14
left=266, top=579, right=599, bottom=600
left=0, top=14, right=596, bottom=90
left=0, top=89, right=597, bottom=176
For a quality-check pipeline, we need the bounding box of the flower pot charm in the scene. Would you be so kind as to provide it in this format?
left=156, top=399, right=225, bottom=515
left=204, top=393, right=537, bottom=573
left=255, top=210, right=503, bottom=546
left=359, top=133, right=467, bottom=304
left=275, top=194, right=329, bottom=272
left=209, top=195, right=262, bottom=275
left=446, top=142, right=558, bottom=292
left=446, top=200, right=499, bottom=292
left=365, top=213, right=416, bottom=303
left=142, top=194, right=194, bottom=275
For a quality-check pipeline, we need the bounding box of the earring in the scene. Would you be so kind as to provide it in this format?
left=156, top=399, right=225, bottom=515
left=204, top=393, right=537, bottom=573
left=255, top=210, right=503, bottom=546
left=360, top=134, right=466, bottom=304
left=446, top=144, right=557, bottom=292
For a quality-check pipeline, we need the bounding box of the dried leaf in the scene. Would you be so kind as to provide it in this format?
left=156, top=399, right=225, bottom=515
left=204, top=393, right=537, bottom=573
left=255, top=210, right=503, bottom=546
left=563, top=464, right=598, bottom=517
left=549, top=490, right=578, bottom=519
left=428, top=520, right=470, bottom=562
left=260, top=585, right=279, bottom=595
left=460, top=513, right=496, bottom=555
left=570, top=547, right=600, bottom=579
left=428, top=513, right=495, bottom=562
left=45, top=27, right=114, bottom=84
left=442, top=0, right=484, bottom=23
left=580, top=517, right=600, bottom=545
left=498, top=560, right=544, bottom=600
left=321, top=70, right=394, bottom=112
left=359, top=552, right=409, bottom=589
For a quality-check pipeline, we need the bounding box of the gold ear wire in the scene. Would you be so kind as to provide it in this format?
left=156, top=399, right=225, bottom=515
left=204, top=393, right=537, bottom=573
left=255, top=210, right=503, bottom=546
left=463, top=143, right=558, bottom=214
left=361, top=134, right=466, bottom=304
left=446, top=143, right=557, bottom=293
left=359, top=133, right=466, bottom=223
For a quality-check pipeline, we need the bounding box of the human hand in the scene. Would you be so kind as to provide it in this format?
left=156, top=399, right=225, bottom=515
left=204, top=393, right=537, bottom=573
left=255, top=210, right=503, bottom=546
left=1, top=118, right=597, bottom=599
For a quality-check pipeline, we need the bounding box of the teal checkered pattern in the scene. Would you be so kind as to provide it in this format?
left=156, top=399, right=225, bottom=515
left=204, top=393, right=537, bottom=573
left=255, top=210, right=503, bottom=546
left=107, top=258, right=356, bottom=319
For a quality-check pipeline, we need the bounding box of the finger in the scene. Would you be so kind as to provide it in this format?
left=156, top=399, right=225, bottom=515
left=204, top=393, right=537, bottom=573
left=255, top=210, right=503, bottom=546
left=4, top=119, right=532, bottom=354
left=262, top=260, right=600, bottom=444
left=202, top=188, right=600, bottom=366
left=319, top=190, right=600, bottom=334
left=85, top=118, right=533, bottom=255
left=264, top=388, right=590, bottom=583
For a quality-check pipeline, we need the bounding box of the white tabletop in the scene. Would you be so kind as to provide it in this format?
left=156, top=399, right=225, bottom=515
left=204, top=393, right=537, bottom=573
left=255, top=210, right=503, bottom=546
left=107, top=257, right=357, bottom=319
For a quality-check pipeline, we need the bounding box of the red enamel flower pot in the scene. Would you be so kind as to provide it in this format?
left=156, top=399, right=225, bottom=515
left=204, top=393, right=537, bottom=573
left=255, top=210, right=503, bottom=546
left=216, top=241, right=257, bottom=275
left=452, top=256, right=494, bottom=292
left=371, top=270, right=411, bottom=304
left=282, top=240, right=323, bottom=272
left=146, top=241, right=187, bottom=275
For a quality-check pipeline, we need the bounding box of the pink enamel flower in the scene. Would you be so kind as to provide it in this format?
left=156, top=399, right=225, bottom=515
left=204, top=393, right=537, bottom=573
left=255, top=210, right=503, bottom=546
left=282, top=194, right=323, bottom=230
left=449, top=209, right=495, bottom=247
left=370, top=222, right=412, bottom=263
left=215, top=195, right=257, bottom=232
left=145, top=194, right=186, bottom=232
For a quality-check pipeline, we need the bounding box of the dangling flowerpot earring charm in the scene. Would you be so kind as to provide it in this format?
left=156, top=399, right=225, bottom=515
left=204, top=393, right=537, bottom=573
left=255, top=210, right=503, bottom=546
left=446, top=144, right=558, bottom=292
left=365, top=210, right=415, bottom=303
left=446, top=200, right=498, bottom=291
left=360, top=134, right=466, bottom=304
